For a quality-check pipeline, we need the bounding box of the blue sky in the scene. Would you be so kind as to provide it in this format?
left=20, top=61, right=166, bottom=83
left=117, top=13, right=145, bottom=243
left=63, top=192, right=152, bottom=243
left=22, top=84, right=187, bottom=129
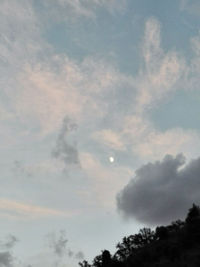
left=1, top=0, right=200, bottom=266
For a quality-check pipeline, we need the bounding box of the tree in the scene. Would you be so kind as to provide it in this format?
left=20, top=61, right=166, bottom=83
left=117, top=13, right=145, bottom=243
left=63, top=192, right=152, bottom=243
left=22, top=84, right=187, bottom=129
left=93, top=254, right=103, bottom=267
left=185, top=204, right=200, bottom=242
left=186, top=204, right=200, bottom=224
left=137, top=228, right=155, bottom=245
left=115, top=228, right=155, bottom=262
left=115, top=235, right=136, bottom=261
left=79, top=260, right=91, bottom=267
left=155, top=226, right=169, bottom=240
left=170, top=220, right=184, bottom=231
left=102, top=250, right=111, bottom=267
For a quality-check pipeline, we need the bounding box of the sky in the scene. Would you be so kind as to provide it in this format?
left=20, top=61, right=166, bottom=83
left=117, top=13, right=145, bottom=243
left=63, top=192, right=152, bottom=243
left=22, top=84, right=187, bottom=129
left=1, top=0, right=200, bottom=266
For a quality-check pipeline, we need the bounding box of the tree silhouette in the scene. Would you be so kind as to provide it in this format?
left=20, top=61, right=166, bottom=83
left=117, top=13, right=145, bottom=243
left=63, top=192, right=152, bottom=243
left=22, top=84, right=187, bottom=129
left=93, top=254, right=103, bottom=267
left=115, top=235, right=135, bottom=261
left=102, top=250, right=111, bottom=267
left=186, top=204, right=200, bottom=224
left=79, top=204, right=200, bottom=267
left=79, top=260, right=91, bottom=267
left=155, top=226, right=168, bottom=240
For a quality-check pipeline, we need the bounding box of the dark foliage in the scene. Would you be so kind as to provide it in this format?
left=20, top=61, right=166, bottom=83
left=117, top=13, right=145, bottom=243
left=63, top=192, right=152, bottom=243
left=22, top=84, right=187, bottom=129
left=79, top=204, right=200, bottom=267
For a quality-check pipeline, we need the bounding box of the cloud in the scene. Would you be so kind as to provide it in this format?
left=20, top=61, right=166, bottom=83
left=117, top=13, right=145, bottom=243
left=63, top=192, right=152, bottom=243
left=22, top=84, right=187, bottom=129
left=52, top=117, right=80, bottom=168
left=0, top=235, right=18, bottom=267
left=12, top=159, right=65, bottom=178
left=80, top=152, right=132, bottom=209
left=0, top=199, right=72, bottom=219
left=0, top=0, right=48, bottom=135
left=92, top=129, right=125, bottom=151
left=121, top=115, right=200, bottom=161
left=48, top=230, right=68, bottom=258
left=16, top=57, right=123, bottom=135
left=89, top=18, right=200, bottom=162
left=0, top=252, right=13, bottom=267
left=0, top=0, right=45, bottom=85
left=42, top=0, right=126, bottom=20
left=0, top=235, right=18, bottom=250
left=135, top=17, right=184, bottom=113
left=75, top=251, right=84, bottom=260
left=0, top=1, right=127, bottom=137
left=96, top=114, right=200, bottom=162
left=117, top=154, right=200, bottom=225
left=47, top=230, right=84, bottom=265
left=184, top=30, right=200, bottom=91
left=180, top=0, right=200, bottom=16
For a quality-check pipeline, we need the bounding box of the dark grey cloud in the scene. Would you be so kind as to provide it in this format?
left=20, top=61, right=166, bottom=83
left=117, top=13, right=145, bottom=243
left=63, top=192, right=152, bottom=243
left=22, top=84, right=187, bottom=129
left=52, top=116, right=80, bottom=168
left=117, top=154, right=200, bottom=225
left=0, top=252, right=13, bottom=267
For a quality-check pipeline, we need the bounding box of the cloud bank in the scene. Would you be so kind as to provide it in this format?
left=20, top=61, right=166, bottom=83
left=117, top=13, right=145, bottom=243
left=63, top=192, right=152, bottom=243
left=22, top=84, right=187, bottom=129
left=117, top=154, right=200, bottom=225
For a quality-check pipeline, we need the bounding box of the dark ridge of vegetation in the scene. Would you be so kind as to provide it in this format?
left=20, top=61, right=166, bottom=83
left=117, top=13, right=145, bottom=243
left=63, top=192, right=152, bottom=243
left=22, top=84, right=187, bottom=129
left=79, top=204, right=200, bottom=267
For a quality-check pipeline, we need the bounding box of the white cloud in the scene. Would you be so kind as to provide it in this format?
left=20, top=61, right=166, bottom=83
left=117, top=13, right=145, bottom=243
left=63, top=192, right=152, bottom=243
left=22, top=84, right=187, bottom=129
left=184, top=31, right=200, bottom=91
left=0, top=0, right=42, bottom=68
left=122, top=115, right=200, bottom=161
left=135, top=17, right=184, bottom=113
left=93, top=113, right=200, bottom=162
left=88, top=18, right=200, bottom=162
left=14, top=56, right=126, bottom=135
left=92, top=129, right=125, bottom=151
left=44, top=0, right=126, bottom=20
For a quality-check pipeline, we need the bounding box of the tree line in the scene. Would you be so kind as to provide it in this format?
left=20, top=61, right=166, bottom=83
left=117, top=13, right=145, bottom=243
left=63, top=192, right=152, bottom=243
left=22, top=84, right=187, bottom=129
left=79, top=204, right=200, bottom=267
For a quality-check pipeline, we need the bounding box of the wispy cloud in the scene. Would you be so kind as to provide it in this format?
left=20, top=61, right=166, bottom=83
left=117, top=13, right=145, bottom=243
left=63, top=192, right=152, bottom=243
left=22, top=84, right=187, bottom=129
left=52, top=117, right=80, bottom=168
left=47, top=230, right=84, bottom=260
left=0, top=199, right=74, bottom=219
left=15, top=57, right=123, bottom=135
left=90, top=18, right=200, bottom=162
left=135, top=17, right=184, bottom=113
left=92, top=129, right=125, bottom=151
left=121, top=115, right=200, bottom=161
left=47, top=230, right=68, bottom=258
left=180, top=0, right=200, bottom=15
left=0, top=235, right=18, bottom=250
left=42, top=0, right=126, bottom=20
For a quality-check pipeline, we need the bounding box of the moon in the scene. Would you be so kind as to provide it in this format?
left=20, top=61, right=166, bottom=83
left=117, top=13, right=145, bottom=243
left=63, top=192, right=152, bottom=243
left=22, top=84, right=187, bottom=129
left=109, top=156, right=114, bottom=163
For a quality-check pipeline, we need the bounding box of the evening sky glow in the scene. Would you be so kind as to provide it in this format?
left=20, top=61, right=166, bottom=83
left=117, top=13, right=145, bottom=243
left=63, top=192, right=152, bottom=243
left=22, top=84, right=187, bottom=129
left=1, top=0, right=200, bottom=266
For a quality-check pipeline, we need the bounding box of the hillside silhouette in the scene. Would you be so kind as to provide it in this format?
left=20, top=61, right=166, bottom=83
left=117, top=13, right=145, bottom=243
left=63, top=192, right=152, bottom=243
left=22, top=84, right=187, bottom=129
left=79, top=204, right=200, bottom=267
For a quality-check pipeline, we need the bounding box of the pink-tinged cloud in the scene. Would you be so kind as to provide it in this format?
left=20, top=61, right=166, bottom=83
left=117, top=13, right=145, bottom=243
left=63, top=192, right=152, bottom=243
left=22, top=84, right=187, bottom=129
left=0, top=198, right=79, bottom=219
